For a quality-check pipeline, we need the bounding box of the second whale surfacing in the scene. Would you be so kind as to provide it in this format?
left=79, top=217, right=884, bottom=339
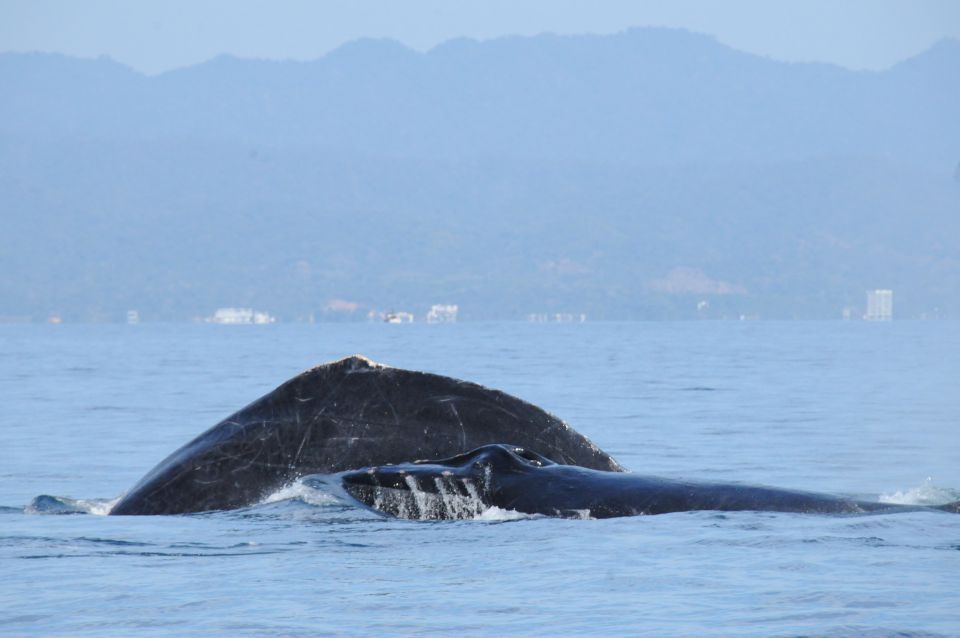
left=110, top=356, right=621, bottom=515
left=340, top=444, right=960, bottom=520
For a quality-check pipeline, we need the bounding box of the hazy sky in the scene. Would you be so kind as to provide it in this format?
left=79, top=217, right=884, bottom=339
left=1, top=0, right=959, bottom=74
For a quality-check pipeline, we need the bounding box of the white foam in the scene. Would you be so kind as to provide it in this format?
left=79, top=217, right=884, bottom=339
left=472, top=506, right=535, bottom=521
left=261, top=479, right=339, bottom=507
left=879, top=478, right=960, bottom=506
left=404, top=475, right=433, bottom=516
left=89, top=497, right=121, bottom=515
left=434, top=477, right=486, bottom=519
left=26, top=495, right=120, bottom=515
left=348, top=475, right=524, bottom=521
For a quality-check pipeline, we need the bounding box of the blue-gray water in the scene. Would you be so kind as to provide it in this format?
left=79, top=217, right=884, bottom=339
left=2, top=322, right=958, bottom=637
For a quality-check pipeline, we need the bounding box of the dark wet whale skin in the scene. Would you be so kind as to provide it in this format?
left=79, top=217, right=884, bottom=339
left=110, top=357, right=621, bottom=515
left=341, top=444, right=960, bottom=519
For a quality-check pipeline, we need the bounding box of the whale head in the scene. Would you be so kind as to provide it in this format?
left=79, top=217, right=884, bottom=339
left=340, top=444, right=555, bottom=520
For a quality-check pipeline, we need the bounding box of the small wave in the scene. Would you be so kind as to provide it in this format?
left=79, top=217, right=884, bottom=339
left=472, top=506, right=536, bottom=522
left=879, top=478, right=960, bottom=506
left=260, top=478, right=340, bottom=508
left=26, top=495, right=119, bottom=515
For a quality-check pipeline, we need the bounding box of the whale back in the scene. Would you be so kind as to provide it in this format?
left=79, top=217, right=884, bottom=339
left=110, top=356, right=622, bottom=515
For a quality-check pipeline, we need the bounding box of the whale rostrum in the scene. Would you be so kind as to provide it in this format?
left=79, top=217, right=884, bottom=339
left=340, top=444, right=960, bottom=520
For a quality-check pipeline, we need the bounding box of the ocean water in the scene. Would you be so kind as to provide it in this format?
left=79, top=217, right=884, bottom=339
left=1, top=321, right=958, bottom=637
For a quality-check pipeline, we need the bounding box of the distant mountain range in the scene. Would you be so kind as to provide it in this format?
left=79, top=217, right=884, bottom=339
left=2, top=28, right=958, bottom=321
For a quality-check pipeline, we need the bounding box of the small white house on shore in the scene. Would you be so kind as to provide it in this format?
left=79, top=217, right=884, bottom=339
left=206, top=308, right=276, bottom=324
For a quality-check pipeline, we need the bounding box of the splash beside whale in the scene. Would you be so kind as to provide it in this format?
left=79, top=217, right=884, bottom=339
left=110, top=356, right=621, bottom=515
left=340, top=444, right=960, bottom=520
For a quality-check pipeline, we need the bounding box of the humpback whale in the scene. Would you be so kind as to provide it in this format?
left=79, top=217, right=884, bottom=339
left=110, top=356, right=621, bottom=515
left=340, top=444, right=960, bottom=519
left=103, top=356, right=957, bottom=519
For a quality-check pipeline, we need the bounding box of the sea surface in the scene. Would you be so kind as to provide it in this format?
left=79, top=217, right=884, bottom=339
left=1, top=321, right=958, bottom=637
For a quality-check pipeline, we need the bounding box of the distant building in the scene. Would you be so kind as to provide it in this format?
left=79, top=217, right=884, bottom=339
left=206, top=307, right=276, bottom=324
left=426, top=304, right=458, bottom=323
left=383, top=311, right=414, bottom=324
left=864, top=290, right=893, bottom=321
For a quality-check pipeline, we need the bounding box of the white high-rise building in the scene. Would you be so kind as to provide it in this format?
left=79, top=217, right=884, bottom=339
left=865, top=289, right=893, bottom=321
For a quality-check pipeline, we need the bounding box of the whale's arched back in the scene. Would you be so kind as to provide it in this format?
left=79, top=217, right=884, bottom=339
left=110, top=356, right=623, bottom=515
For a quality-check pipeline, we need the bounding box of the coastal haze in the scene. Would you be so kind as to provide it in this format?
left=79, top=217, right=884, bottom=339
left=2, top=27, right=959, bottom=321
